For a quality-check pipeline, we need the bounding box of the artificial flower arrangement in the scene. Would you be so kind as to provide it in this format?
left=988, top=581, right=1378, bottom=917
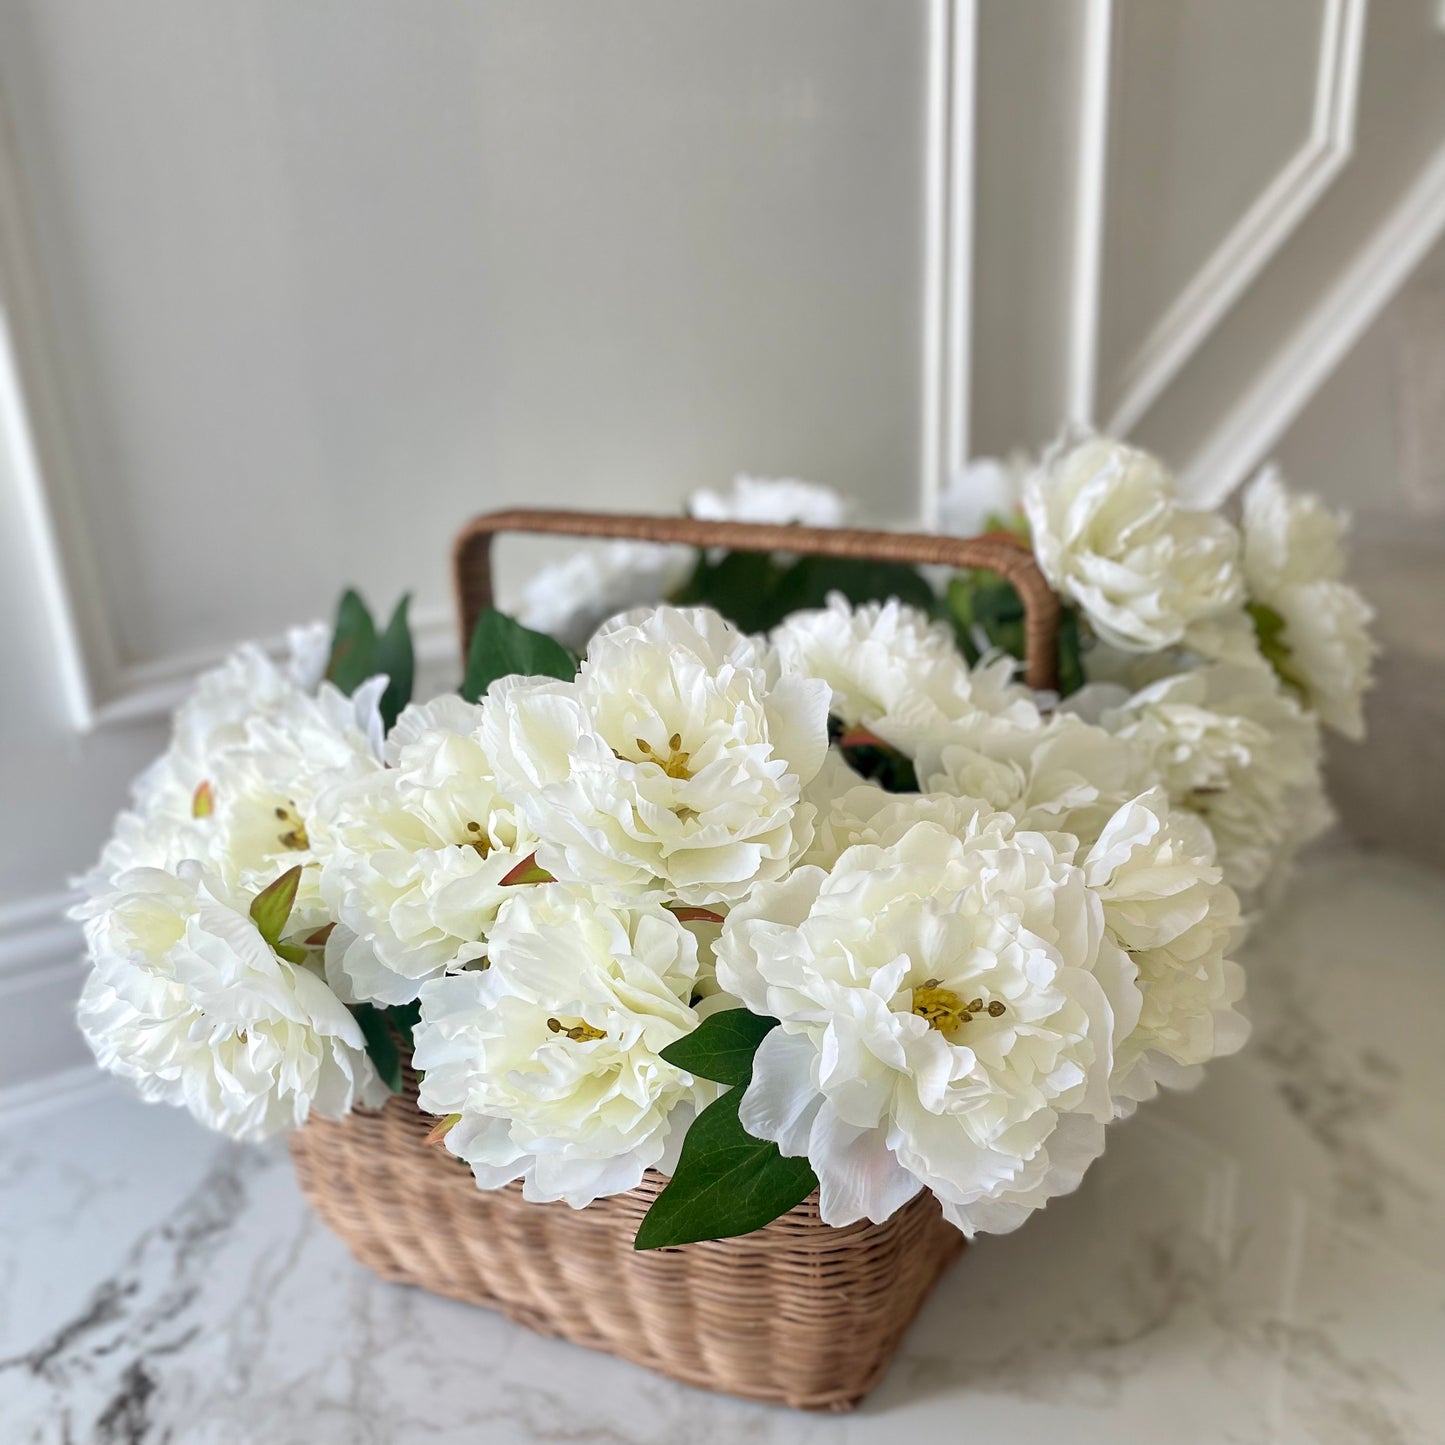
left=75, top=435, right=1376, bottom=1258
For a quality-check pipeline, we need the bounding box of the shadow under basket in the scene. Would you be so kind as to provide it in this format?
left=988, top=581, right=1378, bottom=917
left=289, top=1075, right=964, bottom=1412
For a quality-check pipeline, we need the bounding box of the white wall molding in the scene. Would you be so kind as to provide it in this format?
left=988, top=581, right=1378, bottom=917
left=0, top=1063, right=108, bottom=1129
left=1105, top=0, right=1367, bottom=437
left=0, top=889, right=80, bottom=988
left=87, top=602, right=459, bottom=729
left=1179, top=139, right=1445, bottom=504
left=1066, top=0, right=1115, bottom=428
left=920, top=0, right=977, bottom=523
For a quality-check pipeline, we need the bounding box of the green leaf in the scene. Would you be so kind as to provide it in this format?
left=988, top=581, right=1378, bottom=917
left=353, top=1003, right=403, bottom=1094
left=249, top=866, right=302, bottom=950
left=326, top=589, right=377, bottom=695
left=659, top=1008, right=777, bottom=1086
left=461, top=609, right=577, bottom=703
left=831, top=722, right=919, bottom=794
left=771, top=555, right=937, bottom=618
left=1248, top=601, right=1307, bottom=696
left=374, top=594, right=415, bottom=731
left=389, top=999, right=423, bottom=1038
left=1056, top=606, right=1084, bottom=698
left=670, top=549, right=788, bottom=634
left=634, top=1087, right=817, bottom=1249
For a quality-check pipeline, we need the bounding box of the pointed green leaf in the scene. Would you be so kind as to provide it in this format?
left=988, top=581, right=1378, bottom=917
left=374, top=593, right=415, bottom=731
left=633, top=1086, right=817, bottom=1250
left=353, top=1003, right=403, bottom=1094
left=461, top=609, right=577, bottom=702
left=249, top=866, right=302, bottom=950
left=326, top=589, right=378, bottom=696
left=770, top=555, right=936, bottom=619
left=660, top=1008, right=777, bottom=1087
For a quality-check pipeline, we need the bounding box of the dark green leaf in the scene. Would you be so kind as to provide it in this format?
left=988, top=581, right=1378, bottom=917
left=832, top=725, right=920, bottom=794
left=670, top=549, right=788, bottom=634
left=634, top=1086, right=817, bottom=1249
left=771, top=555, right=936, bottom=618
left=1247, top=601, right=1307, bottom=695
left=389, top=1000, right=422, bottom=1039
left=326, top=589, right=377, bottom=695
left=374, top=594, right=415, bottom=731
left=353, top=1003, right=403, bottom=1094
left=1056, top=606, right=1084, bottom=698
left=660, top=1008, right=777, bottom=1086
left=461, top=609, right=577, bottom=702
left=249, top=866, right=302, bottom=950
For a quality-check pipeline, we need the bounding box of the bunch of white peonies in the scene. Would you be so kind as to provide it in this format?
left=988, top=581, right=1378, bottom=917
left=73, top=442, right=1370, bottom=1248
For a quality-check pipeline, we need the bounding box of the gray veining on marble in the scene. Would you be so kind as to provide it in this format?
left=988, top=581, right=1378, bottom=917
left=3, top=847, right=1443, bottom=1444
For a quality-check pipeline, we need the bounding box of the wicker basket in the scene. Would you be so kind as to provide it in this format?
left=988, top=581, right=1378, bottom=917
left=289, top=508, right=1062, bottom=1411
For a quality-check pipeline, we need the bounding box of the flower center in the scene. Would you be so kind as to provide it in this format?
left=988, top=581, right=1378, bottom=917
left=273, top=802, right=310, bottom=852
left=546, top=1017, right=606, bottom=1043
left=910, top=980, right=1005, bottom=1040
left=636, top=733, right=693, bottom=781
left=459, top=819, right=491, bottom=858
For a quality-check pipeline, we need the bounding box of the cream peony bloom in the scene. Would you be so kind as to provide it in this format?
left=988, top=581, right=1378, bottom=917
left=913, top=709, right=1154, bottom=855
left=1080, top=789, right=1247, bottom=1107
left=76, top=862, right=384, bottom=1140
left=715, top=818, right=1141, bottom=1237
left=413, top=885, right=713, bottom=1207
left=769, top=594, right=1039, bottom=762
left=315, top=696, right=536, bottom=1006
left=1071, top=663, right=1332, bottom=900
left=687, top=474, right=849, bottom=529
left=1023, top=436, right=1244, bottom=653
left=1238, top=467, right=1376, bottom=739
left=938, top=452, right=1030, bottom=537
left=80, top=640, right=385, bottom=927
left=483, top=606, right=830, bottom=906
left=515, top=540, right=693, bottom=652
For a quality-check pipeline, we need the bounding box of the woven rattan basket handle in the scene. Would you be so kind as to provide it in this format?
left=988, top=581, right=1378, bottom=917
left=453, top=509, right=1061, bottom=691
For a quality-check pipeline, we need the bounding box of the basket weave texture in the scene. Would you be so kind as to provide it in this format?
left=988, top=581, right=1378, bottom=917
left=290, top=1069, right=964, bottom=1411
left=290, top=508, right=1058, bottom=1409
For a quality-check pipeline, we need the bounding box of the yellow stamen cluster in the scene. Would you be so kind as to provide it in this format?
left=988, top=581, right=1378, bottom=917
left=546, top=1017, right=606, bottom=1043
left=273, top=803, right=309, bottom=852
left=910, top=979, right=1006, bottom=1039
left=636, top=733, right=693, bottom=781
left=460, top=819, right=491, bottom=858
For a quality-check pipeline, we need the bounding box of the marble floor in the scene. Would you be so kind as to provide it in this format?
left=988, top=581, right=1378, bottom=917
left=2, top=847, right=1443, bottom=1444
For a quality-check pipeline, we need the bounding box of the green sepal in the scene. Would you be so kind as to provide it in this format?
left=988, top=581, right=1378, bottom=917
left=659, top=1008, right=777, bottom=1087
left=461, top=609, right=578, bottom=703
left=353, top=1003, right=404, bottom=1094
left=249, top=866, right=302, bottom=951
left=633, top=1086, right=817, bottom=1250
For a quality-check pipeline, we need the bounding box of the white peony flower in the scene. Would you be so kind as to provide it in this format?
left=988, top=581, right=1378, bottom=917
left=482, top=605, right=830, bottom=906
left=80, top=641, right=385, bottom=927
left=914, top=709, right=1154, bottom=855
left=76, top=862, right=384, bottom=1141
left=1080, top=789, right=1247, bottom=1107
left=514, top=540, right=693, bottom=653
left=938, top=453, right=1030, bottom=537
left=315, top=696, right=536, bottom=1006
left=1022, top=436, right=1244, bottom=653
left=1237, top=467, right=1376, bottom=739
left=1071, top=663, right=1332, bottom=900
left=412, top=885, right=713, bottom=1207
left=769, top=593, right=1039, bottom=760
left=687, top=474, right=849, bottom=529
left=715, top=818, right=1141, bottom=1237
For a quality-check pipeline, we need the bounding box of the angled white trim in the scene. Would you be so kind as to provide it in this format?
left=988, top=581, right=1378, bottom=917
left=1067, top=0, right=1115, bottom=428
left=1178, top=140, right=1445, bottom=505
left=1106, top=0, right=1367, bottom=435
left=921, top=0, right=977, bottom=524
left=0, top=105, right=104, bottom=730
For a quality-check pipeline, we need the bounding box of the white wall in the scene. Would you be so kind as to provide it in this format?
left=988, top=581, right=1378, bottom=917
left=4, top=0, right=1445, bottom=1104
